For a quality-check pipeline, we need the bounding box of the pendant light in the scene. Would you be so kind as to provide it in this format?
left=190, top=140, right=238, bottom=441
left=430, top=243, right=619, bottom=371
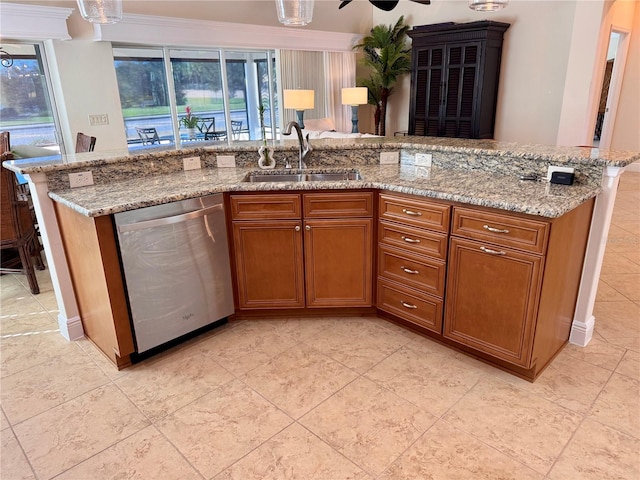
left=76, top=0, right=123, bottom=24
left=468, top=0, right=509, bottom=11
left=275, top=0, right=314, bottom=27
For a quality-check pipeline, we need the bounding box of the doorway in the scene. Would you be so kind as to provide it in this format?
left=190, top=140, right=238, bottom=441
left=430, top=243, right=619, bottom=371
left=593, top=29, right=630, bottom=149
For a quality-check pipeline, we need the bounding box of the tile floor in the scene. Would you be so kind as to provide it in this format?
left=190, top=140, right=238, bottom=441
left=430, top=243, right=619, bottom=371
left=1, top=172, right=638, bottom=480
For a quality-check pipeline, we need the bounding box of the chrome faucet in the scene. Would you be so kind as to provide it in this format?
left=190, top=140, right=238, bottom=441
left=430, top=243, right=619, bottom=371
left=282, top=121, right=312, bottom=169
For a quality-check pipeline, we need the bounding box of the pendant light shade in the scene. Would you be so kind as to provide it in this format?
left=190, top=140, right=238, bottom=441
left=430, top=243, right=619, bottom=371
left=76, top=0, right=122, bottom=24
left=468, top=0, right=508, bottom=11
left=275, top=0, right=314, bottom=26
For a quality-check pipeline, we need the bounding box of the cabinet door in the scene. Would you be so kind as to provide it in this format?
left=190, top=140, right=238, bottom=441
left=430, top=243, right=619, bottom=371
left=304, top=218, right=373, bottom=307
left=233, top=220, right=304, bottom=309
left=442, top=42, right=481, bottom=138
left=411, top=46, right=445, bottom=136
left=444, top=237, right=543, bottom=367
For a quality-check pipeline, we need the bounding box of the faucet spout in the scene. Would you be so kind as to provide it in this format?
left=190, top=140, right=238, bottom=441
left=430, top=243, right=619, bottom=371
left=282, top=121, right=312, bottom=169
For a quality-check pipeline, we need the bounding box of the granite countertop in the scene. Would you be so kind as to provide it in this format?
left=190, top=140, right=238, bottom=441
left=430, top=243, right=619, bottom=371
left=6, top=136, right=639, bottom=219
left=48, top=164, right=600, bottom=219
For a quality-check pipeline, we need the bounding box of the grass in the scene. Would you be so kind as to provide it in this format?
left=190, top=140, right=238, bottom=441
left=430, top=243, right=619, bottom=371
left=123, top=98, right=247, bottom=118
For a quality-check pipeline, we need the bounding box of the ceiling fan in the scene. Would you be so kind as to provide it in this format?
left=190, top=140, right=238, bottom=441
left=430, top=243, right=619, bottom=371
left=339, top=0, right=431, bottom=11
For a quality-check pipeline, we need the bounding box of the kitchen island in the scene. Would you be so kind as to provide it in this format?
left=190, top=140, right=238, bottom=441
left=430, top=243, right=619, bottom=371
left=4, top=136, right=638, bottom=378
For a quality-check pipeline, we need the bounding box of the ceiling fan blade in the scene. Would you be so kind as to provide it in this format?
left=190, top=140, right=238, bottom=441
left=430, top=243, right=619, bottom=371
left=369, top=1, right=400, bottom=11
left=338, top=1, right=353, bottom=9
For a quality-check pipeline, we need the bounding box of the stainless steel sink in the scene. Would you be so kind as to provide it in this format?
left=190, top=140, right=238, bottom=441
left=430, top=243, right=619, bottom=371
left=244, top=171, right=362, bottom=183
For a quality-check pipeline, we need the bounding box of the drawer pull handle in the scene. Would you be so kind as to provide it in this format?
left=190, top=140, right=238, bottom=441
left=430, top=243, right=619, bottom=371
left=402, top=208, right=422, bottom=217
left=305, top=225, right=311, bottom=231
left=480, top=246, right=506, bottom=256
left=401, top=266, right=419, bottom=275
left=400, top=301, right=418, bottom=309
left=483, top=224, right=510, bottom=234
left=295, top=226, right=301, bottom=232
left=401, top=236, right=421, bottom=244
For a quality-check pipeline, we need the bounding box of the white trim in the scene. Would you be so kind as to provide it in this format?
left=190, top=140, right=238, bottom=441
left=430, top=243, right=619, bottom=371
left=59, top=314, right=84, bottom=341
left=569, top=315, right=595, bottom=347
left=0, top=3, right=73, bottom=41
left=93, top=13, right=362, bottom=52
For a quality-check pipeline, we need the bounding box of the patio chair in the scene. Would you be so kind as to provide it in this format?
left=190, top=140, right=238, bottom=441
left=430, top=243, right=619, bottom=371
left=231, top=120, right=243, bottom=140
left=135, top=127, right=161, bottom=145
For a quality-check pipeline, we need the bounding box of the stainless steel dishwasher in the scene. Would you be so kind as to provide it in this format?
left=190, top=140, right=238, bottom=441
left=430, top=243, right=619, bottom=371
left=114, top=193, right=234, bottom=354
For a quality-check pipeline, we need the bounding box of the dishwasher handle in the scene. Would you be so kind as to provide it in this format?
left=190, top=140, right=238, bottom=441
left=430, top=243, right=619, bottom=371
left=117, top=203, right=223, bottom=233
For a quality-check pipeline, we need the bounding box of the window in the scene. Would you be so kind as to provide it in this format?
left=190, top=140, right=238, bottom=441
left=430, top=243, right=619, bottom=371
left=0, top=43, right=62, bottom=154
left=113, top=46, right=278, bottom=150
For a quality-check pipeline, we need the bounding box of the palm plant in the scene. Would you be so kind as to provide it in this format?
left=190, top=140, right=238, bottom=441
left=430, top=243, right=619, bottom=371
left=353, top=16, right=411, bottom=136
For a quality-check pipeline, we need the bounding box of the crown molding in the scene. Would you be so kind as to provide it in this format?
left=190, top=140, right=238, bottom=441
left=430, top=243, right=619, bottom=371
left=93, top=13, right=362, bottom=52
left=0, top=3, right=73, bottom=41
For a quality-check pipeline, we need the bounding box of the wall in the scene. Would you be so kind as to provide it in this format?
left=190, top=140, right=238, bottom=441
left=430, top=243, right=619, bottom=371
left=609, top=1, right=640, bottom=152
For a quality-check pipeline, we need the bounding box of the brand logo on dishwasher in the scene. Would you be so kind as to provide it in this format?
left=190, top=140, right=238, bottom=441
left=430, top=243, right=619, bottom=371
left=182, top=312, right=195, bottom=321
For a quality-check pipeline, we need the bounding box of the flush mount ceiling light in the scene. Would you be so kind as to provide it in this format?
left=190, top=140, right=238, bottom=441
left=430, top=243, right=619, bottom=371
left=468, top=0, right=509, bottom=11
left=76, top=0, right=122, bottom=24
left=275, top=0, right=315, bottom=26
left=339, top=0, right=430, bottom=12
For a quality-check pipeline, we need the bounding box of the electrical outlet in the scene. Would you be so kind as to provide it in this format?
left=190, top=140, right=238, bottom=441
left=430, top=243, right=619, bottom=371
left=415, top=153, right=432, bottom=167
left=546, top=165, right=574, bottom=181
left=183, top=156, right=201, bottom=171
left=88, top=114, right=109, bottom=126
left=217, top=155, right=236, bottom=168
left=68, top=171, right=94, bottom=188
left=380, top=151, right=399, bottom=164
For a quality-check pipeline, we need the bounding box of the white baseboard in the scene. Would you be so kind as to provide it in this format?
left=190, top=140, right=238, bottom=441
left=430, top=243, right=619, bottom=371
left=569, top=315, right=595, bottom=347
left=58, top=313, right=84, bottom=341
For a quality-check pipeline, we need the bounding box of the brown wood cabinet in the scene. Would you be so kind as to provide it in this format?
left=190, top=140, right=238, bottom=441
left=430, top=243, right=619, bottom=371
left=230, top=191, right=374, bottom=310
left=377, top=192, right=450, bottom=334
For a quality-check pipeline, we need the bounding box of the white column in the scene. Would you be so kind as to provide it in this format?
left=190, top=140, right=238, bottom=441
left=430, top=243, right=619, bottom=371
left=26, top=172, right=84, bottom=340
left=570, top=165, right=624, bottom=346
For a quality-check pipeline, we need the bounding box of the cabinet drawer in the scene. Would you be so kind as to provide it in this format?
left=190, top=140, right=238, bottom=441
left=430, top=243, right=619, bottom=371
left=377, top=278, right=443, bottom=333
left=230, top=194, right=301, bottom=220
left=304, top=192, right=373, bottom=218
left=379, top=219, right=448, bottom=260
left=452, top=207, right=549, bottom=254
left=379, top=193, right=450, bottom=233
left=378, top=245, right=446, bottom=297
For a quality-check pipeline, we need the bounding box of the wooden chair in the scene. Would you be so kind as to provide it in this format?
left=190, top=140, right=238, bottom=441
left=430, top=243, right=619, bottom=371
left=135, top=127, right=160, bottom=145
left=76, top=132, right=96, bottom=153
left=1, top=132, right=45, bottom=294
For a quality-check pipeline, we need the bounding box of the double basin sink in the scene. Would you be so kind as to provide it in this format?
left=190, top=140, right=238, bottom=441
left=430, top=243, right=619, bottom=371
left=244, top=170, right=362, bottom=183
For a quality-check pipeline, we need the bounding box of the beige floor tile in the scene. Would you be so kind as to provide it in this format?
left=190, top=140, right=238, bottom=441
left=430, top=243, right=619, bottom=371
left=365, top=342, right=485, bottom=417
left=157, top=379, right=292, bottom=479
left=195, top=320, right=300, bottom=375
left=601, top=251, right=640, bottom=275
left=443, top=377, right=582, bottom=475
left=1, top=427, right=36, bottom=480
left=310, top=317, right=412, bottom=373
left=0, top=311, right=58, bottom=336
left=55, top=425, right=202, bottom=480
left=0, top=294, right=47, bottom=317
left=74, top=337, right=131, bottom=381
left=1, top=348, right=110, bottom=425
left=600, top=273, right=640, bottom=302
left=560, top=337, right=626, bottom=371
left=13, top=384, right=150, bottom=480
left=116, top=345, right=234, bottom=421
left=300, top=377, right=436, bottom=476
left=1, top=407, right=9, bottom=431
left=602, top=335, right=640, bottom=353
left=241, top=343, right=358, bottom=418
left=380, top=420, right=543, bottom=480
left=216, top=423, right=371, bottom=480
left=596, top=279, right=630, bottom=302
left=593, top=301, right=640, bottom=340
left=547, top=418, right=640, bottom=480
left=1, top=330, right=80, bottom=378
left=491, top=353, right=611, bottom=415
left=616, top=349, right=640, bottom=380
left=588, top=373, right=640, bottom=439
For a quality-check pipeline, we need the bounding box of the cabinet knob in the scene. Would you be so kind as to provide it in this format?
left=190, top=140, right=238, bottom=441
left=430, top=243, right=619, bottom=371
left=305, top=225, right=311, bottom=231
left=483, top=224, right=510, bottom=234
left=295, top=226, right=301, bottom=232
left=402, top=208, right=422, bottom=217
left=400, top=301, right=418, bottom=309
left=480, top=246, right=506, bottom=256
left=401, top=266, right=420, bottom=275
